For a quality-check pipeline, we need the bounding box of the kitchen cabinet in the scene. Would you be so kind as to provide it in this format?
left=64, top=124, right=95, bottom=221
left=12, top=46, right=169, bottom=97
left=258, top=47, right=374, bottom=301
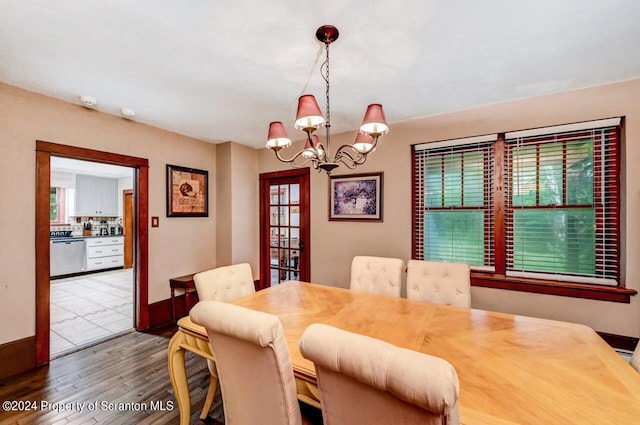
left=86, top=236, right=124, bottom=271
left=75, top=174, right=118, bottom=217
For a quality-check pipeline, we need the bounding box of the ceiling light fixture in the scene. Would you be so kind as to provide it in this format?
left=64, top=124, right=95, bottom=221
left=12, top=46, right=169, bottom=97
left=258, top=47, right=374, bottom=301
left=266, top=25, right=389, bottom=174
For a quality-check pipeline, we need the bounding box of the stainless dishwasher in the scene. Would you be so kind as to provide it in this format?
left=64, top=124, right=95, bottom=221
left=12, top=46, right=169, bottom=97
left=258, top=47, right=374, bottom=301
left=50, top=238, right=87, bottom=277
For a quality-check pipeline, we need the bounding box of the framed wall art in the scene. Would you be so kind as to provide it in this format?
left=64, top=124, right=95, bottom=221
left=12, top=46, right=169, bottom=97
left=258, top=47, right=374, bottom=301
left=329, top=172, right=383, bottom=222
left=166, top=164, right=209, bottom=217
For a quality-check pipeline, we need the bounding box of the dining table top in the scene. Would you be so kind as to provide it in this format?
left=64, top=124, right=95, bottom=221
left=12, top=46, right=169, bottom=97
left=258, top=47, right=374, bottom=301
left=180, top=280, right=640, bottom=424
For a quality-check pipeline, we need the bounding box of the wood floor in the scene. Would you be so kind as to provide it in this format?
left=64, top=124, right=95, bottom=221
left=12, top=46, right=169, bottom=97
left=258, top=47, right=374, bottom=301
left=0, top=328, right=215, bottom=425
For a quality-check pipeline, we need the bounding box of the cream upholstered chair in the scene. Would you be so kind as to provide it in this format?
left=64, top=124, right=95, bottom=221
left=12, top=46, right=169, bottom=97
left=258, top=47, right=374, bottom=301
left=194, top=262, right=255, bottom=303
left=193, top=263, right=255, bottom=421
left=299, top=323, right=460, bottom=425
left=406, top=259, right=471, bottom=307
left=631, top=344, right=640, bottom=372
left=190, top=300, right=306, bottom=425
left=349, top=256, right=404, bottom=297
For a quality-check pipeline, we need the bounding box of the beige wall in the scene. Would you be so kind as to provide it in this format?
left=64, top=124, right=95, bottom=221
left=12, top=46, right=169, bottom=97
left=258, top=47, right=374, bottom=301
left=0, top=83, right=218, bottom=345
left=216, top=143, right=232, bottom=266
left=2, top=77, right=639, bottom=348
left=215, top=141, right=259, bottom=276
left=258, top=79, right=640, bottom=338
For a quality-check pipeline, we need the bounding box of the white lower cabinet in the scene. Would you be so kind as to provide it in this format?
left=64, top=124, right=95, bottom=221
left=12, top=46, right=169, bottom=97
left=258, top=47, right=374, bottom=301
left=86, top=236, right=124, bottom=271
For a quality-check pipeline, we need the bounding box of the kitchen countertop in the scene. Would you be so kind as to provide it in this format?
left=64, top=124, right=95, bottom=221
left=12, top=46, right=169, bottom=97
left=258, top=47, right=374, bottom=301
left=50, top=235, right=124, bottom=240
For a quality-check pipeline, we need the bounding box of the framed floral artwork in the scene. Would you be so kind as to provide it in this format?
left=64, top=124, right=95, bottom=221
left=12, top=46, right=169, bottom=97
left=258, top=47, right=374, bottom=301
left=329, top=172, right=383, bottom=221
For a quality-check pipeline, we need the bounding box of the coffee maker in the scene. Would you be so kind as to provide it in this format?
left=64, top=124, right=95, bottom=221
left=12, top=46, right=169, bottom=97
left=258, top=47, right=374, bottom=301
left=99, top=220, right=109, bottom=236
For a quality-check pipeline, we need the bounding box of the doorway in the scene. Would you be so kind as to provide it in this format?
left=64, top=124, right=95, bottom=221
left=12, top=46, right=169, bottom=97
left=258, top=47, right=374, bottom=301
left=259, top=168, right=310, bottom=289
left=49, top=158, right=136, bottom=358
left=35, top=141, right=149, bottom=366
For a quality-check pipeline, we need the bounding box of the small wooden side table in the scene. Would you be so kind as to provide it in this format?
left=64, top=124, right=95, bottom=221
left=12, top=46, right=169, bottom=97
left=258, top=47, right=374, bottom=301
left=169, top=273, right=198, bottom=323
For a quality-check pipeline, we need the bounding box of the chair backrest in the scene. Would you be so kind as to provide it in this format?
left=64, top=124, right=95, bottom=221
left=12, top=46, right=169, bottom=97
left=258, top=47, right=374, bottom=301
left=631, top=344, right=640, bottom=372
left=349, top=256, right=404, bottom=297
left=190, top=300, right=302, bottom=425
left=299, top=323, right=460, bottom=425
left=194, top=263, right=255, bottom=303
left=406, top=260, right=471, bottom=307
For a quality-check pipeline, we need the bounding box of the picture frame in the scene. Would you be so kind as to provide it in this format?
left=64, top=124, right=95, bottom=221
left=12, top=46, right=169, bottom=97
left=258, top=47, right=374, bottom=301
left=329, top=172, right=383, bottom=222
left=166, top=164, right=209, bottom=217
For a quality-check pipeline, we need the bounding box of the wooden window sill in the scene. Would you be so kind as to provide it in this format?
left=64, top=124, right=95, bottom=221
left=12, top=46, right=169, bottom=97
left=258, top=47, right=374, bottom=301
left=471, top=272, right=637, bottom=303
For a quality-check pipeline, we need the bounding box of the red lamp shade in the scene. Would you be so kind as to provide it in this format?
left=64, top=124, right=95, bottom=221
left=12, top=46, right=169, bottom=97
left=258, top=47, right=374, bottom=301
left=294, top=94, right=325, bottom=130
left=266, top=121, right=292, bottom=149
left=353, top=132, right=375, bottom=153
left=360, top=104, right=389, bottom=135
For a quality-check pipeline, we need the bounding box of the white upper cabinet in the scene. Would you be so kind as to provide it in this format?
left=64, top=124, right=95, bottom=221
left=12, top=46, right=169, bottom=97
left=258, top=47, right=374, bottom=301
left=75, top=175, right=119, bottom=217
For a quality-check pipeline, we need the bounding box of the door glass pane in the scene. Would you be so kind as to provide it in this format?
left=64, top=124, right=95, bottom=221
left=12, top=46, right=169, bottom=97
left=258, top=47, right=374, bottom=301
left=270, top=227, right=279, bottom=247
left=290, top=228, right=299, bottom=249
left=290, top=206, right=300, bottom=227
left=271, top=268, right=279, bottom=285
left=279, top=228, right=289, bottom=247
left=270, top=207, right=279, bottom=226
left=270, top=248, right=279, bottom=266
left=280, top=185, right=289, bottom=204
left=290, top=184, right=300, bottom=204
left=270, top=185, right=279, bottom=205
left=279, top=207, right=289, bottom=226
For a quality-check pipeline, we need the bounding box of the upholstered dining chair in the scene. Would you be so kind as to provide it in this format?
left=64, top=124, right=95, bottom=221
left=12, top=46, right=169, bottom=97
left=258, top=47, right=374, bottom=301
left=631, top=344, right=640, bottom=372
left=192, top=262, right=255, bottom=420
left=349, top=256, right=404, bottom=297
left=190, top=300, right=309, bottom=425
left=406, top=259, right=471, bottom=307
left=299, top=323, right=460, bottom=425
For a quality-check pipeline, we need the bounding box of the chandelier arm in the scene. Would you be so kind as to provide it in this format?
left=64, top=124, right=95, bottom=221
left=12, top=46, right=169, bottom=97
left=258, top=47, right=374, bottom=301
left=272, top=148, right=316, bottom=169
left=333, top=145, right=368, bottom=166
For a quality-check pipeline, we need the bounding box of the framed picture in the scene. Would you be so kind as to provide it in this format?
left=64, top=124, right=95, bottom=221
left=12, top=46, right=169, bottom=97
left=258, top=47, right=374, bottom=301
left=329, top=172, right=383, bottom=222
left=166, top=164, right=209, bottom=217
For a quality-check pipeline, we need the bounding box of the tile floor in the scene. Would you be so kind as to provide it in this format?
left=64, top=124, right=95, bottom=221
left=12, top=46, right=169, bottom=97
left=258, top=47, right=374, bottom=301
left=50, top=268, right=134, bottom=358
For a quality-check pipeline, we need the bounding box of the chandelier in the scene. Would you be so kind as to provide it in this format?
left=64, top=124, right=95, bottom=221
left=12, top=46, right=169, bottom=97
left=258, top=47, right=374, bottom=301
left=265, top=25, right=389, bottom=174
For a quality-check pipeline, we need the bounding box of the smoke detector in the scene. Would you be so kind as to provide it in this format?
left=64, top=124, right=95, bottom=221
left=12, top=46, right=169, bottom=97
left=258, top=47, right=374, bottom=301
left=120, top=108, right=136, bottom=119
left=79, top=95, right=97, bottom=108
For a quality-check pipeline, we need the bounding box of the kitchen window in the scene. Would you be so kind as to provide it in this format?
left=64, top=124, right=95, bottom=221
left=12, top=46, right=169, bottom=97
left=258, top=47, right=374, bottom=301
left=50, top=187, right=67, bottom=224
left=412, top=118, right=633, bottom=302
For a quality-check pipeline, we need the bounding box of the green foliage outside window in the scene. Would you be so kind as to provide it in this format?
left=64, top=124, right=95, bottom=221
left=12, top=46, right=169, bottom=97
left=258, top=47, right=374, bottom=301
left=510, top=140, right=595, bottom=275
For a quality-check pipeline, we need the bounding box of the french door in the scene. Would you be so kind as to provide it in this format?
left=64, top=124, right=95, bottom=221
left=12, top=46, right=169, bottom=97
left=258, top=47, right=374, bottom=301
left=259, top=168, right=310, bottom=289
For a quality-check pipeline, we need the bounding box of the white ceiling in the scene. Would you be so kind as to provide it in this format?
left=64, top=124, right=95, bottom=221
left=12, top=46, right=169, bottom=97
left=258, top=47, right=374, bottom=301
left=2, top=1, right=640, bottom=149
left=51, top=157, right=133, bottom=178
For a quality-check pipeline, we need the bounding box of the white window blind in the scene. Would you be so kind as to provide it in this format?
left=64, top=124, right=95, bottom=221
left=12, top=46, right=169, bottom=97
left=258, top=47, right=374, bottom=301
left=505, top=123, right=620, bottom=285
left=413, top=136, right=495, bottom=270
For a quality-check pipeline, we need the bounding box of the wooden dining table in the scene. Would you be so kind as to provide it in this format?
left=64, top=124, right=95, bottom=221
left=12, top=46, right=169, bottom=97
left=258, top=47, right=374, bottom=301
left=167, top=280, right=640, bottom=424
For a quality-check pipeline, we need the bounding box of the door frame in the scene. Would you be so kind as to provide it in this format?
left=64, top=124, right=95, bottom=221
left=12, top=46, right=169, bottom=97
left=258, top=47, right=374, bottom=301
left=35, top=141, right=149, bottom=366
left=123, top=189, right=134, bottom=269
left=259, top=168, right=311, bottom=289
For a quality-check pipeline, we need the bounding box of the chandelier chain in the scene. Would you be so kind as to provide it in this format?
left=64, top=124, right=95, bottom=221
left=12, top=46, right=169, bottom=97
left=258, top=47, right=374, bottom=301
left=322, top=42, right=331, bottom=157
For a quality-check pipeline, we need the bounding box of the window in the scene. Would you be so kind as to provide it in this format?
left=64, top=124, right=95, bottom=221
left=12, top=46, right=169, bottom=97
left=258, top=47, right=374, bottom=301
left=412, top=118, right=629, bottom=301
left=413, top=135, right=495, bottom=270
left=505, top=125, right=618, bottom=285
left=50, top=187, right=66, bottom=224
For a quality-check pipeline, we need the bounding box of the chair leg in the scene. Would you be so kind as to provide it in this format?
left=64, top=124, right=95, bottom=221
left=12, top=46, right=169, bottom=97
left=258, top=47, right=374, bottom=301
left=199, top=375, right=218, bottom=420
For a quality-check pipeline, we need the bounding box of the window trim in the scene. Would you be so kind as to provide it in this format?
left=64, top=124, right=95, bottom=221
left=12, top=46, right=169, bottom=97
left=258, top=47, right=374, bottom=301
left=412, top=118, right=636, bottom=303
left=49, top=186, right=67, bottom=225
